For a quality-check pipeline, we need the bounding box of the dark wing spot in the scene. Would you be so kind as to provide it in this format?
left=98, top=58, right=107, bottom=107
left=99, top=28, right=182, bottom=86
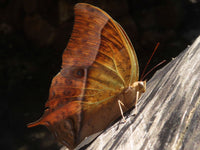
left=73, top=68, right=85, bottom=78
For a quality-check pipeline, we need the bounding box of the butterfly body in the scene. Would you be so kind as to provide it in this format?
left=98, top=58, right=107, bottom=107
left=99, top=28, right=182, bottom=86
left=28, top=3, right=146, bottom=149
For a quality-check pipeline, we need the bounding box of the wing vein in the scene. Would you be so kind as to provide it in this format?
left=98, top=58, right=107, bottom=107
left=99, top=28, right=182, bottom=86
left=107, top=44, right=126, bottom=86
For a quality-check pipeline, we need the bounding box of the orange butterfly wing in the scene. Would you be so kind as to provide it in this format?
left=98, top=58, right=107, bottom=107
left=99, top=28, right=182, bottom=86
left=28, top=3, right=140, bottom=149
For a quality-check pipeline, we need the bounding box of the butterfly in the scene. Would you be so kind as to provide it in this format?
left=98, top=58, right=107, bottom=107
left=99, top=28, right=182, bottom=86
left=27, top=3, right=146, bottom=149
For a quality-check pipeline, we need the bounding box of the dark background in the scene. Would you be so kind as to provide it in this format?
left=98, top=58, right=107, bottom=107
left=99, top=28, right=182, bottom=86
left=1, top=0, right=200, bottom=149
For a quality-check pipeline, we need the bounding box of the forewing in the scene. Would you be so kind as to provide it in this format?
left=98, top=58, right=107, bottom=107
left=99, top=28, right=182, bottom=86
left=83, top=7, right=139, bottom=108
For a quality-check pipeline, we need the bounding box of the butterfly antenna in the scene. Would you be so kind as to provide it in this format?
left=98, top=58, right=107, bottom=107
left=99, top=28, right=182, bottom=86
left=140, top=42, right=160, bottom=81
left=140, top=60, right=166, bottom=81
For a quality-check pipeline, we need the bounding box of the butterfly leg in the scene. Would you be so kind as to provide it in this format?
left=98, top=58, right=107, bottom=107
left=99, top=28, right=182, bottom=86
left=118, top=100, right=126, bottom=122
left=133, top=91, right=140, bottom=115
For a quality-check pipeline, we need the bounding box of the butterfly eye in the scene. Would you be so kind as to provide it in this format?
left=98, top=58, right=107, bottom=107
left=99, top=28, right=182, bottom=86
left=73, top=68, right=85, bottom=78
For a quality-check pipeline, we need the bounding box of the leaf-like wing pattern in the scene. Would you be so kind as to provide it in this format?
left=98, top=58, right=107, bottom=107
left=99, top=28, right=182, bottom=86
left=27, top=3, right=140, bottom=149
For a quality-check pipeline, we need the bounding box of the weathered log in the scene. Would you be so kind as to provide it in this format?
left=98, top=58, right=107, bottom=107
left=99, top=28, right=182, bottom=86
left=61, top=36, right=200, bottom=150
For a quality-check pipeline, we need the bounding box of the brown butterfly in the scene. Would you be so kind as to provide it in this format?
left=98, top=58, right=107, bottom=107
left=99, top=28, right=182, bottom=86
left=28, top=3, right=146, bottom=149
